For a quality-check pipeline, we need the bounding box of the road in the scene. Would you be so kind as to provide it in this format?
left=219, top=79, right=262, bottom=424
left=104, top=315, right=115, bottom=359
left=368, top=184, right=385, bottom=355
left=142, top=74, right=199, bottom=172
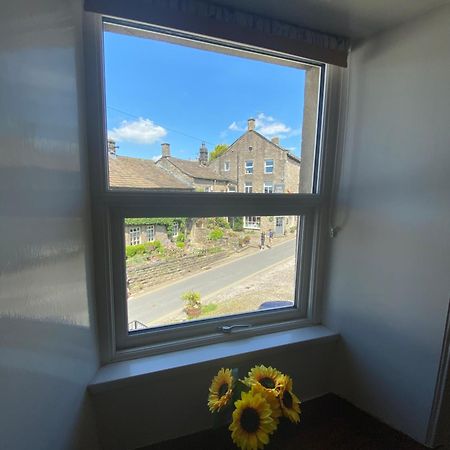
left=127, top=238, right=296, bottom=327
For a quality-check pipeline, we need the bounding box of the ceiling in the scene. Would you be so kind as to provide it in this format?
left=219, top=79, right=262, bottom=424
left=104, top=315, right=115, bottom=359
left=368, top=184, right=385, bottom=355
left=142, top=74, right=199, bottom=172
left=216, top=0, right=450, bottom=40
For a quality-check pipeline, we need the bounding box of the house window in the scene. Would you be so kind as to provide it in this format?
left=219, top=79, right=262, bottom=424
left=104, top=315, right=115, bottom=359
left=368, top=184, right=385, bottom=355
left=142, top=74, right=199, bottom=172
left=172, top=222, right=179, bottom=237
left=129, top=227, right=141, bottom=246
left=147, top=225, right=155, bottom=241
left=87, top=15, right=330, bottom=360
left=244, top=216, right=261, bottom=229
left=227, top=185, right=236, bottom=192
left=274, top=184, right=284, bottom=193
left=264, top=159, right=274, bottom=174
left=224, top=161, right=230, bottom=171
left=264, top=182, right=273, bottom=193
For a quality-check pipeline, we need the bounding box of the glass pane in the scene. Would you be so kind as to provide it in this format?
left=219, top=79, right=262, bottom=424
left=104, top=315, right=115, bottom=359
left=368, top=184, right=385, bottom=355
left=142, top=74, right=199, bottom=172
left=103, top=23, right=322, bottom=194
left=125, top=215, right=301, bottom=332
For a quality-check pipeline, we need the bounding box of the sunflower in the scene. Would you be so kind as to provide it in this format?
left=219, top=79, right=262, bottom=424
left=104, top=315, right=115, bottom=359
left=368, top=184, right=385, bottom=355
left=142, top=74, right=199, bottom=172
left=250, top=383, right=282, bottom=425
left=208, top=368, right=234, bottom=412
left=229, top=391, right=277, bottom=450
left=277, top=374, right=301, bottom=423
left=243, top=365, right=283, bottom=395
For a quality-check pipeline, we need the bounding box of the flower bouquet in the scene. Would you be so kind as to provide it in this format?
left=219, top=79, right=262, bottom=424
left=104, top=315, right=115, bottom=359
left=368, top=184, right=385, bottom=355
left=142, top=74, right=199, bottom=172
left=208, top=365, right=301, bottom=450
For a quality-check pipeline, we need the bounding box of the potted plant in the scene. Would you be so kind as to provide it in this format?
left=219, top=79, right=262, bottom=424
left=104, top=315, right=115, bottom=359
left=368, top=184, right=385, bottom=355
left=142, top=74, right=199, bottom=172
left=182, top=291, right=202, bottom=318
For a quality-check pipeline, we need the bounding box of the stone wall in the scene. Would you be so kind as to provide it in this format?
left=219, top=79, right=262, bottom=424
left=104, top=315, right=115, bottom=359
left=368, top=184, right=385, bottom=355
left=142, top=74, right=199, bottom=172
left=127, top=251, right=228, bottom=295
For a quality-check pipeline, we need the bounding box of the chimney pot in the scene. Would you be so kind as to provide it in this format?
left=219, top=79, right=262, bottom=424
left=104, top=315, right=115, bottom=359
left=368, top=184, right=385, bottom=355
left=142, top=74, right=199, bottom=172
left=199, top=142, right=208, bottom=165
left=161, top=143, right=170, bottom=157
left=247, top=118, right=255, bottom=131
left=271, top=137, right=280, bottom=146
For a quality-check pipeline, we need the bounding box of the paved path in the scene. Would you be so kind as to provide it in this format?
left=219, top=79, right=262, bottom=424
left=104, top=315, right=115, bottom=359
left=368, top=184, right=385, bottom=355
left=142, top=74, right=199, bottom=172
left=128, top=238, right=296, bottom=326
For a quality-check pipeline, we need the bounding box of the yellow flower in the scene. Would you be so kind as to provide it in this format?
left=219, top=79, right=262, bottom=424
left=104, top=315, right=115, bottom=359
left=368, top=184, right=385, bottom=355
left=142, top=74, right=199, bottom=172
left=277, top=375, right=301, bottom=423
left=250, top=383, right=281, bottom=425
left=208, top=368, right=233, bottom=412
left=229, top=391, right=277, bottom=450
left=243, top=365, right=283, bottom=395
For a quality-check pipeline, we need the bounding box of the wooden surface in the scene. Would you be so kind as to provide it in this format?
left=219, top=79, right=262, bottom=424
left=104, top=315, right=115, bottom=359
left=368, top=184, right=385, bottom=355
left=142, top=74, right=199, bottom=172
left=139, top=394, right=428, bottom=450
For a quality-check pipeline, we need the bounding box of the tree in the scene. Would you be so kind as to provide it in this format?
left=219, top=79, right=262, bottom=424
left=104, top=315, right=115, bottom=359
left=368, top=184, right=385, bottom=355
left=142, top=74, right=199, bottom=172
left=209, top=144, right=228, bottom=161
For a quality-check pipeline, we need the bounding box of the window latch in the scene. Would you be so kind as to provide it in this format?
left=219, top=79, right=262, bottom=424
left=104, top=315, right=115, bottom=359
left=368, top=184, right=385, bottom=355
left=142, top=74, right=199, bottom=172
left=219, top=324, right=251, bottom=334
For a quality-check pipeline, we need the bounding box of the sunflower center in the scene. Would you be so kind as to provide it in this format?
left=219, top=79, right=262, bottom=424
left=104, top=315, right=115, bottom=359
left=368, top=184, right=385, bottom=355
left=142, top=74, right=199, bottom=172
left=240, top=407, right=260, bottom=433
left=218, top=383, right=229, bottom=398
left=259, top=377, right=275, bottom=389
left=282, top=390, right=293, bottom=409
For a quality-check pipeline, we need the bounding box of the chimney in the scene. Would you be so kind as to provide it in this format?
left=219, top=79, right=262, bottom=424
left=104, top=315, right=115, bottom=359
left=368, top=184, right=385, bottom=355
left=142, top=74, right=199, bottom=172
left=271, top=137, right=280, bottom=146
left=199, top=142, right=208, bottom=165
left=161, top=143, right=170, bottom=157
left=247, top=118, right=255, bottom=131
left=107, top=139, right=117, bottom=156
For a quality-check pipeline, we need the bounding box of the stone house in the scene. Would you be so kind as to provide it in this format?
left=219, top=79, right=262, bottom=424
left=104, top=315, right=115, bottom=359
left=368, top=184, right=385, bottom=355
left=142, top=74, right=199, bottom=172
left=124, top=220, right=182, bottom=246
left=209, top=118, right=301, bottom=234
left=156, top=143, right=235, bottom=192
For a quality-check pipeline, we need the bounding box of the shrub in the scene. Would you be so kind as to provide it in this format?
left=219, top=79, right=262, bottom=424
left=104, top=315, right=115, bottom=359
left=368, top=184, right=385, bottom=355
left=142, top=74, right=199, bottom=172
left=176, top=241, right=185, bottom=249
left=232, top=217, right=243, bottom=232
left=214, top=217, right=230, bottom=229
left=181, top=291, right=201, bottom=308
left=176, top=232, right=185, bottom=243
left=126, top=244, right=146, bottom=258
left=208, top=228, right=224, bottom=240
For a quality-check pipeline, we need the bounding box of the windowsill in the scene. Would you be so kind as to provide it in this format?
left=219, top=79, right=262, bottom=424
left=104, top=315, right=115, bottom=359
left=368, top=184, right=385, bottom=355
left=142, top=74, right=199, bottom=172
left=88, top=325, right=338, bottom=394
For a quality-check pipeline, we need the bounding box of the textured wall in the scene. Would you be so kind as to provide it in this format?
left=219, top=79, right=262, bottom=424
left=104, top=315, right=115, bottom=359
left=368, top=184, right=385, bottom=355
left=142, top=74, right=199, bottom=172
left=0, top=1, right=100, bottom=449
left=323, top=4, right=450, bottom=444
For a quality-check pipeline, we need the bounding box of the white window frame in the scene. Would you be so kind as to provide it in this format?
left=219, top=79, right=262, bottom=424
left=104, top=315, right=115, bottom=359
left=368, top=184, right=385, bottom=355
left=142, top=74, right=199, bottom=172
left=245, top=160, right=254, bottom=174
left=264, top=159, right=274, bottom=174
left=264, top=182, right=274, bottom=193
left=244, top=216, right=261, bottom=229
left=84, top=13, right=339, bottom=362
left=224, top=161, right=230, bottom=171
left=147, top=225, right=155, bottom=241
left=129, top=227, right=141, bottom=246
left=172, top=222, right=179, bottom=237
left=244, top=182, right=253, bottom=193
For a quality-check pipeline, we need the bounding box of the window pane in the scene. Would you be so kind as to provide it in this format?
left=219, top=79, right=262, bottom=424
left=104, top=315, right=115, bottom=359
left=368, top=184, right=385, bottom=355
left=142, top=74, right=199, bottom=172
left=104, top=23, right=322, bottom=194
left=125, top=215, right=301, bottom=331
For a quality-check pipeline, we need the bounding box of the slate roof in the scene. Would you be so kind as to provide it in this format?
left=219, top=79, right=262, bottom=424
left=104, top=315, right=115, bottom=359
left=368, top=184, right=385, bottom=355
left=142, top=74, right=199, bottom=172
left=108, top=155, right=192, bottom=190
left=164, top=157, right=232, bottom=182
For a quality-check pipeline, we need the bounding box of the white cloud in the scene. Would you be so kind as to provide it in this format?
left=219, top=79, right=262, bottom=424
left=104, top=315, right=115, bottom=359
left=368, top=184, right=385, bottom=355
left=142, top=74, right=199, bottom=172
left=151, top=155, right=161, bottom=161
left=108, top=117, right=167, bottom=144
left=228, top=121, right=245, bottom=132
left=255, top=113, right=291, bottom=137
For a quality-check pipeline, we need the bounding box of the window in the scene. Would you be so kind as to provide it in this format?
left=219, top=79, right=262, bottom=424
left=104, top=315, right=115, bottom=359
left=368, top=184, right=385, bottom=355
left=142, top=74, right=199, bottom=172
left=264, top=182, right=273, bottom=193
left=227, top=185, right=236, bottom=192
left=129, top=227, right=141, bottom=246
left=264, top=159, right=274, bottom=174
left=172, top=222, right=179, bottom=237
left=147, top=225, right=155, bottom=241
left=85, top=14, right=331, bottom=359
left=244, top=216, right=261, bottom=229
left=204, top=186, right=212, bottom=192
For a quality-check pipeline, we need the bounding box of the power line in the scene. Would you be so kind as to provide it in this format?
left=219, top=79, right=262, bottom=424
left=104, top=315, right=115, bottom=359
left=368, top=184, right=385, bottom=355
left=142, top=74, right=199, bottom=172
left=106, top=105, right=214, bottom=146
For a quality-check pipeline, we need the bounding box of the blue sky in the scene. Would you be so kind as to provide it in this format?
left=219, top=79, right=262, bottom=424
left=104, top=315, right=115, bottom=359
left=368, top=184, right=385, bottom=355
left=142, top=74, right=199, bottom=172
left=104, top=31, right=305, bottom=160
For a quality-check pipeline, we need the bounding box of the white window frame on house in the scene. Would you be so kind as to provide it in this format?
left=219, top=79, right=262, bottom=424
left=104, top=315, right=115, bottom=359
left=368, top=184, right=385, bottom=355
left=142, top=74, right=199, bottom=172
left=129, top=227, right=141, bottom=246
left=245, top=160, right=254, bottom=174
left=224, top=161, right=230, bottom=171
left=84, top=12, right=341, bottom=362
left=147, top=225, right=155, bottom=242
left=244, top=182, right=253, bottom=193
left=244, top=216, right=261, bottom=229
left=172, top=222, right=179, bottom=237
left=264, top=182, right=274, bottom=193
left=264, top=159, right=274, bottom=174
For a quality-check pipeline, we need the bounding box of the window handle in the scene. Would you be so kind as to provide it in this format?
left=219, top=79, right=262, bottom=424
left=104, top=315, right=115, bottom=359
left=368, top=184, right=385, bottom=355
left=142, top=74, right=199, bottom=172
left=219, top=324, right=251, bottom=333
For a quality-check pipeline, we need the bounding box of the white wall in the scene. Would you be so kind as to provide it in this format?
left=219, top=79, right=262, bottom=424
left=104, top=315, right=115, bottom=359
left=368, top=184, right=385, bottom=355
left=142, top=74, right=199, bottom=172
left=323, top=4, right=450, bottom=445
left=0, top=1, right=100, bottom=449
